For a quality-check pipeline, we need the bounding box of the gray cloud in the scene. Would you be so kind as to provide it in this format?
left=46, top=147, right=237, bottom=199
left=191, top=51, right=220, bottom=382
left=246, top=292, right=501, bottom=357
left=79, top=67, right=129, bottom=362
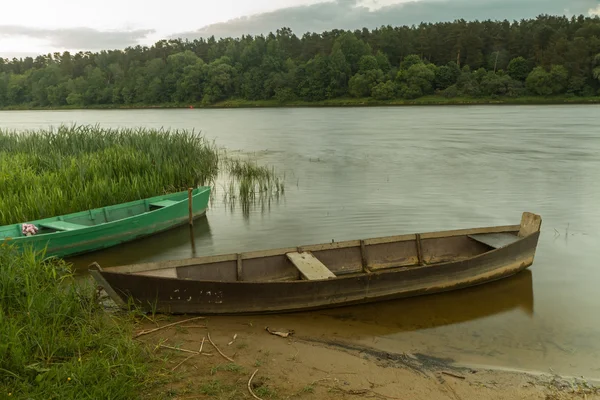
left=0, top=26, right=155, bottom=51
left=171, top=0, right=600, bottom=40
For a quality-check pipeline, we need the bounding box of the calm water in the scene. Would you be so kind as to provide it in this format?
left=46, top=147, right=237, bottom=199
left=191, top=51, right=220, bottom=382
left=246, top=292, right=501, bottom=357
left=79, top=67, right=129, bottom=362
left=2, top=105, right=599, bottom=378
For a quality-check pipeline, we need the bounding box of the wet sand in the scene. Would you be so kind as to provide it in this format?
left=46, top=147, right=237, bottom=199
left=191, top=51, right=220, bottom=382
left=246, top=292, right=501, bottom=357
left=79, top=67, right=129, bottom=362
left=137, top=314, right=599, bottom=400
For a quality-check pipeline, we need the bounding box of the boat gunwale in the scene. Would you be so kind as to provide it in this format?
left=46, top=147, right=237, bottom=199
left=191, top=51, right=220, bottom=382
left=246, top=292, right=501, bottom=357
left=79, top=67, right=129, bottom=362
left=0, top=186, right=211, bottom=241
left=96, top=223, right=523, bottom=275
left=93, top=229, right=537, bottom=287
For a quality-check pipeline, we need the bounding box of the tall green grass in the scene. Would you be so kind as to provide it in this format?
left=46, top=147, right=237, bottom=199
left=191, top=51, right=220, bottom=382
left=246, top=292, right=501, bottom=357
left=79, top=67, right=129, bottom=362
left=0, top=125, right=219, bottom=225
left=0, top=244, right=153, bottom=399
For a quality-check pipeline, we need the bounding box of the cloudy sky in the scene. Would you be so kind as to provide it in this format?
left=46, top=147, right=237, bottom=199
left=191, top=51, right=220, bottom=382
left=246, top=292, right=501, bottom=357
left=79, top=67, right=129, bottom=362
left=1, top=0, right=599, bottom=58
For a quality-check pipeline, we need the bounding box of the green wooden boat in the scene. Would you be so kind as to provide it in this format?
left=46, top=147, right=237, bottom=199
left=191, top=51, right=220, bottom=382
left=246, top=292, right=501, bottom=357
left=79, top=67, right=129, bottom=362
left=0, top=187, right=211, bottom=259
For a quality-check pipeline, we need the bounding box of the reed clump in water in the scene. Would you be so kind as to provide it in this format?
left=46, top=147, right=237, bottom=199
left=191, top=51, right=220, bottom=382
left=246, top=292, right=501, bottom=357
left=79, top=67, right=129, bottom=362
left=0, top=125, right=219, bottom=226
left=221, top=158, right=285, bottom=216
left=0, top=244, right=154, bottom=398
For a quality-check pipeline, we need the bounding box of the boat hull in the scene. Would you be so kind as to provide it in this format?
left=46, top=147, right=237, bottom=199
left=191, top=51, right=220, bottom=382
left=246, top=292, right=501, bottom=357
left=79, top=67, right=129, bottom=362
left=2, top=187, right=211, bottom=259
left=91, top=219, right=541, bottom=315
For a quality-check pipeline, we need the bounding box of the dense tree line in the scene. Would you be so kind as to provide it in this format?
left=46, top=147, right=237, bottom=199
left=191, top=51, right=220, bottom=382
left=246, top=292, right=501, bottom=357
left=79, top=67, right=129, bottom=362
left=1, top=14, right=600, bottom=107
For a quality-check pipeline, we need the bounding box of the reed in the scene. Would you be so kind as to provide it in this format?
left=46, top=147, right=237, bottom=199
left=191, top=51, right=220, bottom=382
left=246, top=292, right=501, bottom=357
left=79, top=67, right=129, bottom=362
left=0, top=125, right=219, bottom=226
left=0, top=244, right=154, bottom=399
left=220, top=158, right=285, bottom=217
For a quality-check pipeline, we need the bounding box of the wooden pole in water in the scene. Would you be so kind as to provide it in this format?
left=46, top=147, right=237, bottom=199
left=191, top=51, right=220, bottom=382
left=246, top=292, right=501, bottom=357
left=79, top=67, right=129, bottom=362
left=188, top=188, right=194, bottom=226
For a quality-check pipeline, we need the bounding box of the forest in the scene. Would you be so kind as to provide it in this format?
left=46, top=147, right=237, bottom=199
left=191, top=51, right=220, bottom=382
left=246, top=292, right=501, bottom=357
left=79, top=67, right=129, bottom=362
left=1, top=14, right=600, bottom=108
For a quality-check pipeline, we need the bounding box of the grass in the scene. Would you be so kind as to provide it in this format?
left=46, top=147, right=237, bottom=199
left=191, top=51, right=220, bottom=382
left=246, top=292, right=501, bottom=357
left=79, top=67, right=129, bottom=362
left=0, top=244, right=157, bottom=399
left=210, top=363, right=244, bottom=375
left=0, top=125, right=219, bottom=226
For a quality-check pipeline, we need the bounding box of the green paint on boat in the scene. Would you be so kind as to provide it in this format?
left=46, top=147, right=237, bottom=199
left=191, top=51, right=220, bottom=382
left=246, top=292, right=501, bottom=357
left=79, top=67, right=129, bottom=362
left=0, top=187, right=211, bottom=258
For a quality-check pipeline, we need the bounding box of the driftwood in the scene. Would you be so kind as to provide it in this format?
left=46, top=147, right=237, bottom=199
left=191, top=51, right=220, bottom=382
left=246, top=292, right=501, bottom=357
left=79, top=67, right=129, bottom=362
left=248, top=369, right=264, bottom=400
left=207, top=332, right=235, bottom=363
left=159, top=344, right=212, bottom=356
left=171, top=354, right=197, bottom=371
left=265, top=326, right=295, bottom=338
left=442, top=371, right=466, bottom=380
left=134, top=316, right=206, bottom=338
left=228, top=334, right=238, bottom=346
left=170, top=336, right=208, bottom=371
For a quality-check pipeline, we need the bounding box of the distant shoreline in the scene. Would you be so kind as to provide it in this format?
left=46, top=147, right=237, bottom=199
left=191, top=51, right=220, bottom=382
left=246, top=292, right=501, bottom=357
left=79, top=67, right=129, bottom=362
left=2, top=95, right=600, bottom=111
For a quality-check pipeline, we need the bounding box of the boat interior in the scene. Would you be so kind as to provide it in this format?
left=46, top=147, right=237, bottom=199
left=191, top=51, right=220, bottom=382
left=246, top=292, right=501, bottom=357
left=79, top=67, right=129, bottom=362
left=104, top=215, right=540, bottom=283
left=0, top=191, right=190, bottom=239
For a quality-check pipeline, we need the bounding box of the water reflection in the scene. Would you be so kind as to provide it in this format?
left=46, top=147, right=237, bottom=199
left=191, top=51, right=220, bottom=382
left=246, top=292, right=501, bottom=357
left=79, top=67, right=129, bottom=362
left=316, top=269, right=534, bottom=333
left=68, top=215, right=214, bottom=271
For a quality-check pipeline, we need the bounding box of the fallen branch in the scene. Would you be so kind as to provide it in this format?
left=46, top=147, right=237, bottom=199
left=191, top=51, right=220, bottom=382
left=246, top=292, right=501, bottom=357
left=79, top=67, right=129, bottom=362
left=160, top=344, right=199, bottom=355
left=177, top=326, right=207, bottom=329
left=248, top=369, right=263, bottom=400
left=442, top=371, right=466, bottom=380
left=160, top=344, right=212, bottom=356
left=172, top=353, right=196, bottom=371
left=199, top=337, right=205, bottom=354
left=134, top=316, right=206, bottom=338
left=228, top=333, right=238, bottom=346
left=207, top=332, right=235, bottom=363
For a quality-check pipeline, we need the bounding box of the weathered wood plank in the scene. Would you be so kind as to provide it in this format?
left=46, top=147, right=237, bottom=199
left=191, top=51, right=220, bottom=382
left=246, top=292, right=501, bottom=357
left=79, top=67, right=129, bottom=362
left=360, top=240, right=371, bottom=273
left=415, top=233, right=424, bottom=265
left=236, top=253, right=243, bottom=281
left=518, top=212, right=543, bottom=237
left=468, top=233, right=520, bottom=249
left=286, top=252, right=336, bottom=281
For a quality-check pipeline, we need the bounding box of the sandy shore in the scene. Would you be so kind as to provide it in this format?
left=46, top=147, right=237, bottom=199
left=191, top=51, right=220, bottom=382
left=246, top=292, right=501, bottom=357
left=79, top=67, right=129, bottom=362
left=134, top=315, right=599, bottom=400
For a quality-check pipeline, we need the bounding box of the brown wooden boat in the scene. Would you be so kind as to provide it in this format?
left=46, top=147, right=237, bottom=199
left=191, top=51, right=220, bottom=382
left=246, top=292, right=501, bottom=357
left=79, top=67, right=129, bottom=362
left=89, top=212, right=542, bottom=315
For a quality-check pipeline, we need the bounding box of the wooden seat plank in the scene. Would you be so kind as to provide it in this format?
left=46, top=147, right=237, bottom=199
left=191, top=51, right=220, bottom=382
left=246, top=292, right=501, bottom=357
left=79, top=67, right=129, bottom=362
left=39, top=221, right=85, bottom=231
left=149, top=200, right=180, bottom=208
left=468, top=233, right=520, bottom=249
left=286, top=252, right=336, bottom=281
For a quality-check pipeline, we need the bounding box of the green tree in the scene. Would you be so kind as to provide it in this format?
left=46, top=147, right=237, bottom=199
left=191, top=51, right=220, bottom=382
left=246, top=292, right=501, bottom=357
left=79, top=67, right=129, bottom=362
left=434, top=62, right=460, bottom=90
left=358, top=55, right=379, bottom=73
left=202, top=57, right=237, bottom=104
left=396, top=63, right=436, bottom=99
left=349, top=70, right=384, bottom=97
left=1, top=16, right=600, bottom=107
left=507, top=57, right=532, bottom=81
left=371, top=80, right=396, bottom=100
left=526, top=67, right=553, bottom=95
left=593, top=54, right=600, bottom=84
left=332, top=33, right=372, bottom=74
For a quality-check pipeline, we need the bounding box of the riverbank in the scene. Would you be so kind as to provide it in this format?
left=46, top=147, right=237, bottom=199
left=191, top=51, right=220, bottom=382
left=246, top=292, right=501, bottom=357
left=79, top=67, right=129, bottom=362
left=136, top=313, right=600, bottom=400
left=3, top=246, right=597, bottom=400
left=2, top=95, right=600, bottom=111
left=0, top=246, right=156, bottom=399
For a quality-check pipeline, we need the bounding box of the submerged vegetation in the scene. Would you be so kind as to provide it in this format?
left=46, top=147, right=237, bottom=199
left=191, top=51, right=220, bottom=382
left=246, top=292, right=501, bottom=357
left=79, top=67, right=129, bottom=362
left=0, top=245, right=152, bottom=399
left=1, top=15, right=600, bottom=108
left=0, top=125, right=285, bottom=226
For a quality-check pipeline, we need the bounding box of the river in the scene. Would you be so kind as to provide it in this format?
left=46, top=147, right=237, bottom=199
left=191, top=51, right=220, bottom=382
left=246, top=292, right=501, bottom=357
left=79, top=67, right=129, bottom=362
left=2, top=105, right=599, bottom=378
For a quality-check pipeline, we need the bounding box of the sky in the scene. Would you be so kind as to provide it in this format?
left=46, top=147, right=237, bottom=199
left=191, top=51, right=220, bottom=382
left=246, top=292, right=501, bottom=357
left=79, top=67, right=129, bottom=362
left=1, top=0, right=599, bottom=59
